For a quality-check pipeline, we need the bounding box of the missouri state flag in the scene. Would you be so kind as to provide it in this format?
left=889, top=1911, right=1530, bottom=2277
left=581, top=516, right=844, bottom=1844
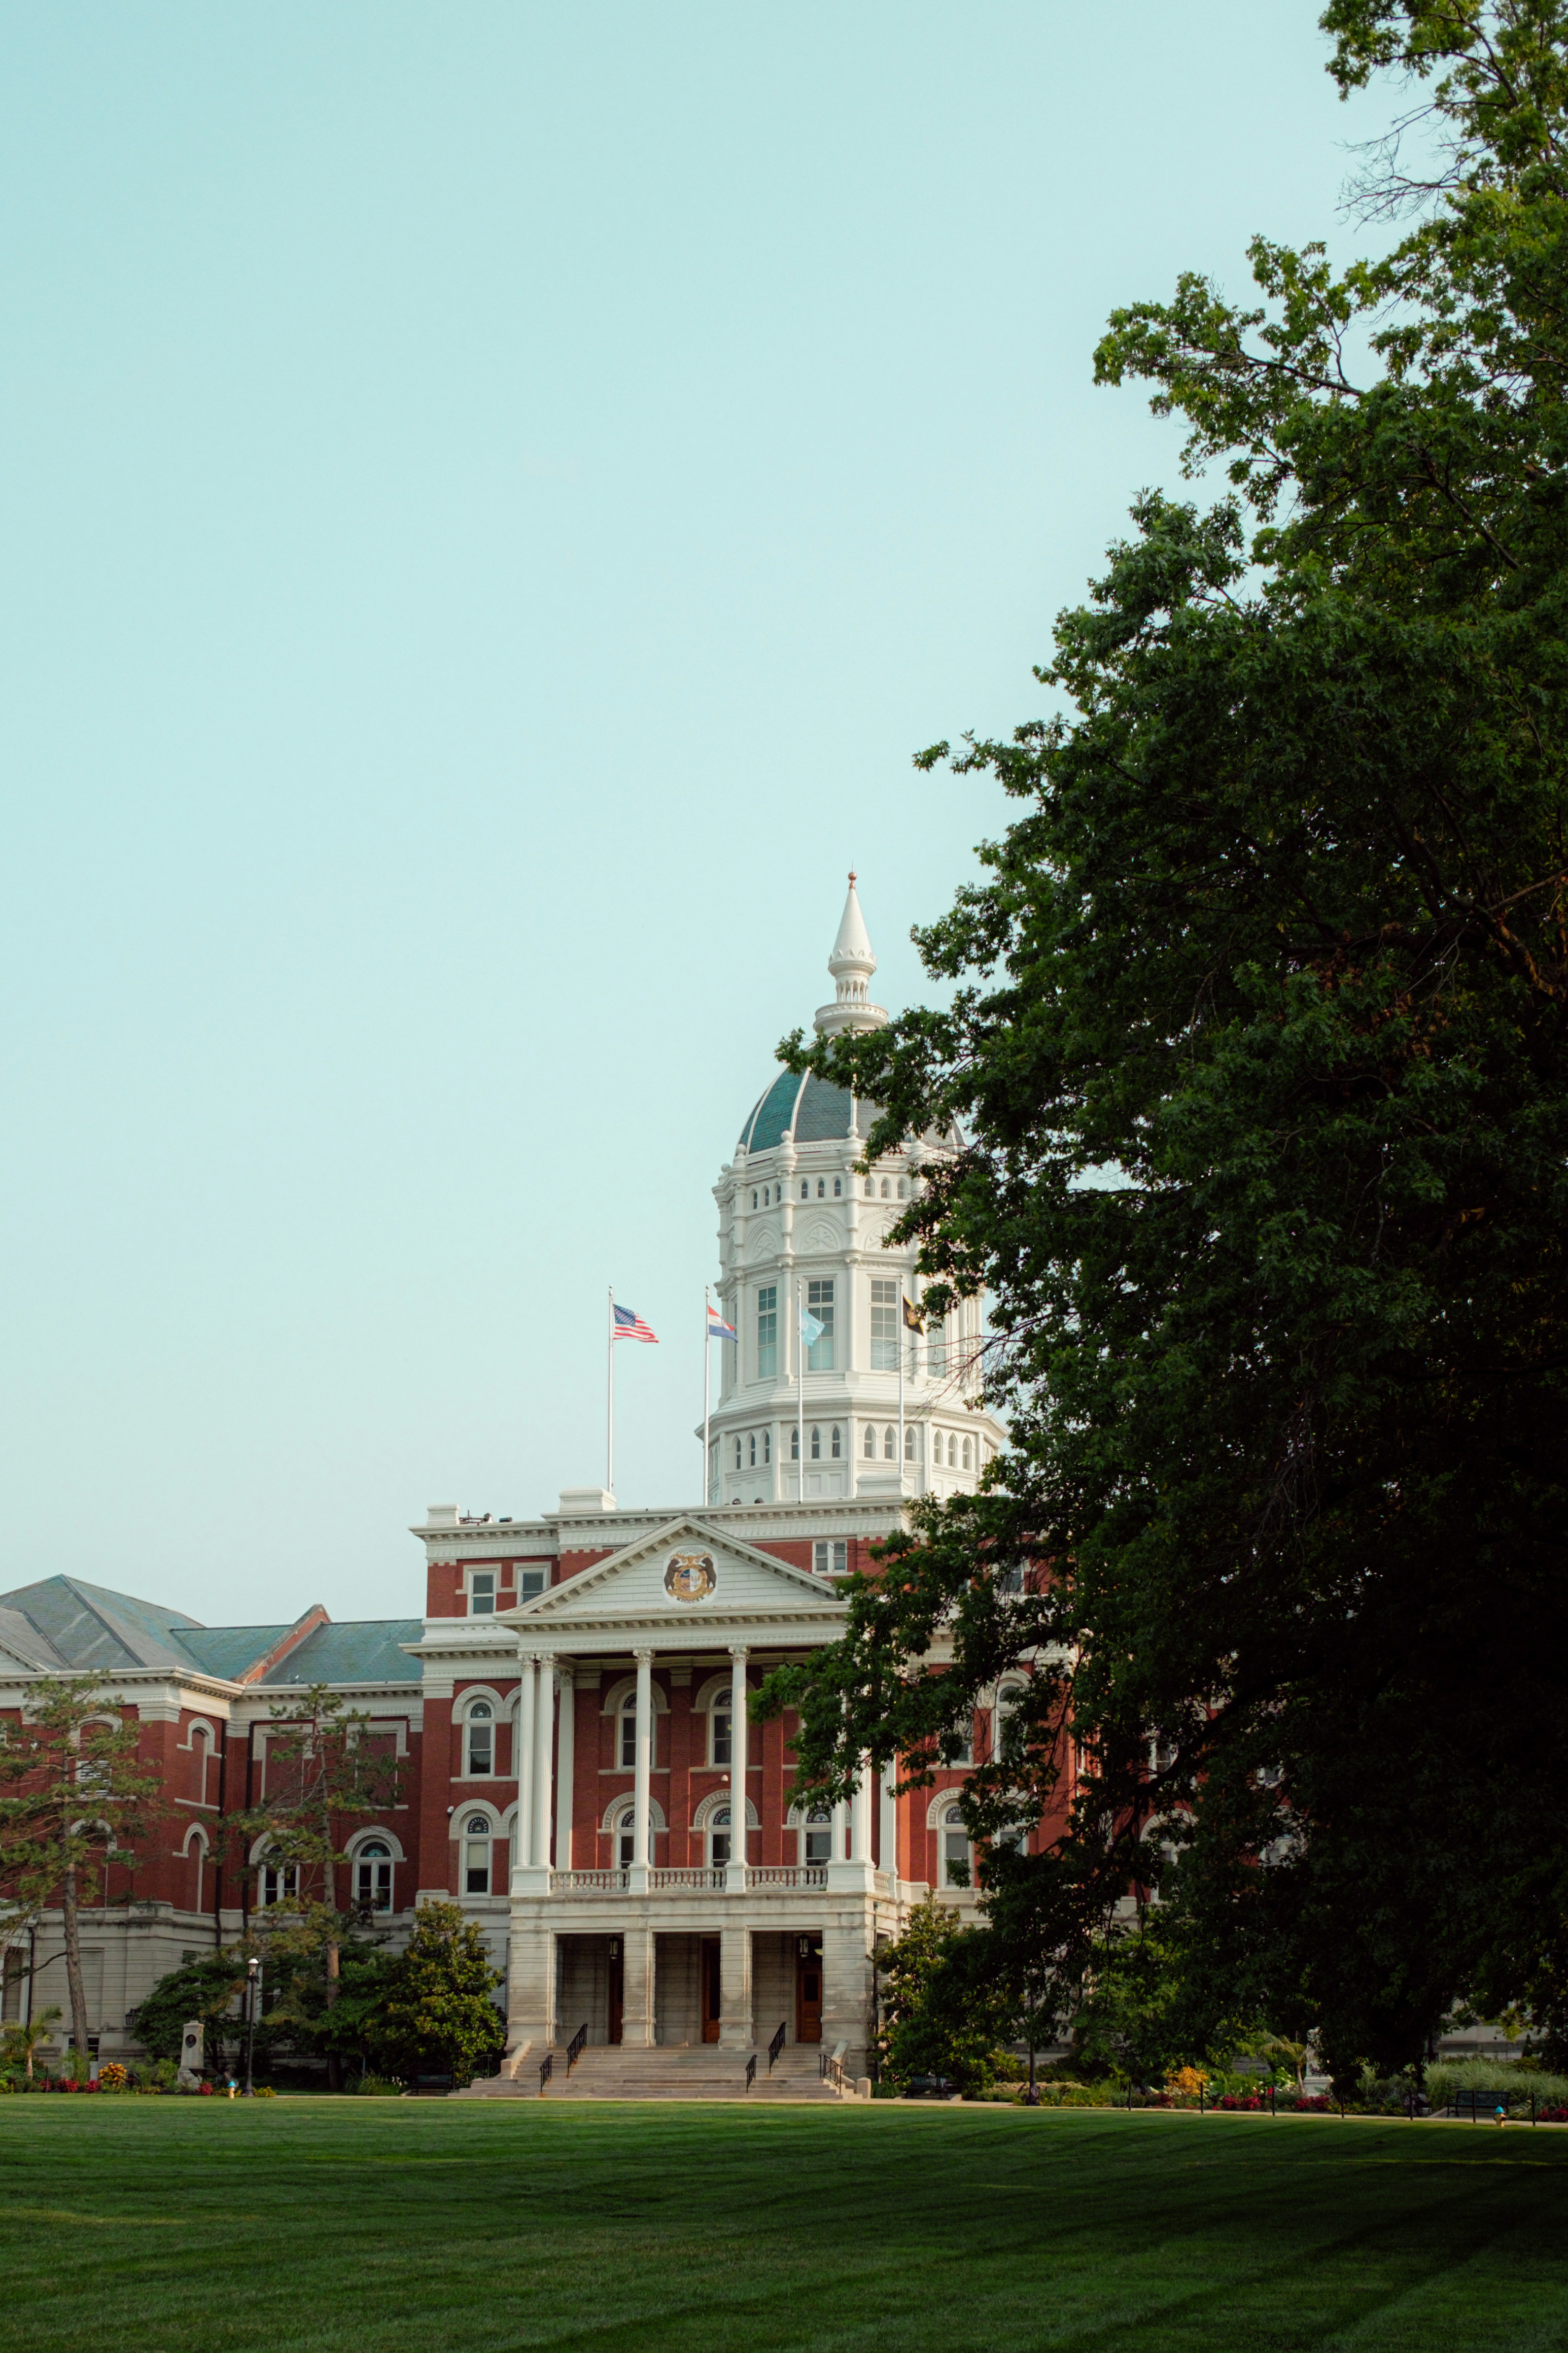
left=707, top=1302, right=737, bottom=1342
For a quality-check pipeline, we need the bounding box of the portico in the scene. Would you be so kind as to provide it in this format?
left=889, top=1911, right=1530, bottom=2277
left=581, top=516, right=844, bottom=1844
left=489, top=1515, right=895, bottom=2074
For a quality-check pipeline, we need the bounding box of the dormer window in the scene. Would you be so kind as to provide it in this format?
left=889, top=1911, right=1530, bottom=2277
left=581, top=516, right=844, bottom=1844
left=469, top=1572, right=496, bottom=1617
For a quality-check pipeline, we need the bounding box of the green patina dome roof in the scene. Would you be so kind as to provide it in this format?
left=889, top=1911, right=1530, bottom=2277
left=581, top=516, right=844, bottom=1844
left=737, top=1071, right=874, bottom=1154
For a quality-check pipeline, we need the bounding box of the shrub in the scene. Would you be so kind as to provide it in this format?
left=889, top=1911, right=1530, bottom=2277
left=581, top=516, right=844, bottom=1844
left=1427, top=2060, right=1568, bottom=2108
left=347, top=2074, right=402, bottom=2097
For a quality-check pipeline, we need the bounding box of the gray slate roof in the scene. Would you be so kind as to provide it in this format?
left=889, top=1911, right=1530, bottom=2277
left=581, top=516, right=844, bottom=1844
left=0, top=1576, right=421, bottom=1688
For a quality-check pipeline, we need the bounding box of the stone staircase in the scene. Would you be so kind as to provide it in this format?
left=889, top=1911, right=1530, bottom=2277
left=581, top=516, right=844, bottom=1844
left=458, top=2040, right=852, bottom=2102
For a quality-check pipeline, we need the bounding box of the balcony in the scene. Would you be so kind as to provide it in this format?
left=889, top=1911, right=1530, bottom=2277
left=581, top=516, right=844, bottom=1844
left=546, top=1864, right=829, bottom=1898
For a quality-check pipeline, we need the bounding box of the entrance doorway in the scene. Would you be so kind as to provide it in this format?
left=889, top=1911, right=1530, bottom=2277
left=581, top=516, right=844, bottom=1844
left=795, top=1934, right=823, bottom=2043
left=700, top=1935, right=722, bottom=2042
left=607, top=1938, right=623, bottom=2045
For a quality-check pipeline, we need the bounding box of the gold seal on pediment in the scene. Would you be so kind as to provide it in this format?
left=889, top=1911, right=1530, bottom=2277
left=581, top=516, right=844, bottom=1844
left=664, top=1551, right=717, bottom=1602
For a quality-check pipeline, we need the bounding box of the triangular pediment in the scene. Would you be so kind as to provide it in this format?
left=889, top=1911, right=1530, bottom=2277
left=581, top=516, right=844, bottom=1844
left=500, top=1518, right=846, bottom=1634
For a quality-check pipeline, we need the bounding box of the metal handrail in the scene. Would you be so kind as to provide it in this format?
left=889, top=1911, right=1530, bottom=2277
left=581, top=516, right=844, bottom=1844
left=538, top=2051, right=553, bottom=2095
left=745, top=2055, right=757, bottom=2094
left=566, top=2023, right=588, bottom=2073
left=768, top=2021, right=787, bottom=2072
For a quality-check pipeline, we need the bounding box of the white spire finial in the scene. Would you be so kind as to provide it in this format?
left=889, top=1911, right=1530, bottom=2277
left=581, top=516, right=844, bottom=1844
left=814, top=871, right=888, bottom=1037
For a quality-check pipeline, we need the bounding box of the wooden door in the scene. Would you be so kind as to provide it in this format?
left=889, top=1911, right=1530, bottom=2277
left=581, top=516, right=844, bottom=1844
left=700, top=1935, right=722, bottom=2042
left=795, top=1937, right=823, bottom=2044
left=607, top=1942, right=623, bottom=2045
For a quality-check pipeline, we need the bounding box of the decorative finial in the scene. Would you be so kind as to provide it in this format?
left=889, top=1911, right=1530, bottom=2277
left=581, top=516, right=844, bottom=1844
left=814, top=873, right=887, bottom=1038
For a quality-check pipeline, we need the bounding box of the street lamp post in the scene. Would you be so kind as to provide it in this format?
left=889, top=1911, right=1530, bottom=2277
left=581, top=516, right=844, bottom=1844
left=243, top=1956, right=260, bottom=2096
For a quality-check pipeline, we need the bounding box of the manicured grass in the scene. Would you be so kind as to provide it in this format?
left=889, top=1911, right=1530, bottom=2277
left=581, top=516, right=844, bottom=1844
left=3, top=2100, right=1567, bottom=2351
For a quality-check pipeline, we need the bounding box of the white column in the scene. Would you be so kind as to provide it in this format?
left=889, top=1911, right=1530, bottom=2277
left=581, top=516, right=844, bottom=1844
left=851, top=1752, right=873, bottom=1864
left=718, top=1923, right=753, bottom=2049
left=831, top=1795, right=848, bottom=1862
left=554, top=1665, right=575, bottom=1872
left=514, top=1651, right=536, bottom=1889
left=630, top=1647, right=653, bottom=1893
left=532, top=1655, right=554, bottom=1871
left=879, top=1754, right=899, bottom=1887
left=725, top=1644, right=749, bottom=1892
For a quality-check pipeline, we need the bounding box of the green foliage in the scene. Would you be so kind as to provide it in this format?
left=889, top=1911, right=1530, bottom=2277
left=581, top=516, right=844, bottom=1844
left=1428, top=2058, right=1568, bottom=2104
left=127, top=1954, right=246, bottom=2069
left=368, top=1902, right=503, bottom=2087
left=0, top=1677, right=165, bottom=2058
left=877, top=1897, right=1015, bottom=2095
left=761, top=1, right=1568, bottom=2089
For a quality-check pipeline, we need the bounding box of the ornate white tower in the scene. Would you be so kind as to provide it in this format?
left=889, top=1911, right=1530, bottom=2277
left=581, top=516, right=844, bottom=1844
left=708, top=877, right=1005, bottom=1508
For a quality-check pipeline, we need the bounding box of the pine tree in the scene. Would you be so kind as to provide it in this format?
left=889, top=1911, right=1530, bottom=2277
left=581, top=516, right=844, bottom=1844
left=0, top=1678, right=164, bottom=2062
left=231, top=1682, right=403, bottom=2091
left=371, top=1902, right=504, bottom=2087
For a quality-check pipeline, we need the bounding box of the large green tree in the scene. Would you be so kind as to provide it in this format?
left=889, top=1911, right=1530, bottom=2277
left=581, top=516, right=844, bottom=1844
left=0, top=1679, right=164, bottom=2063
left=762, top=1, right=1568, bottom=2089
left=230, top=1683, right=403, bottom=2090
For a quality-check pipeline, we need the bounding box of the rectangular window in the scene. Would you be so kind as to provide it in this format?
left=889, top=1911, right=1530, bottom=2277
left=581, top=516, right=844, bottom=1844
left=518, top=1567, right=545, bottom=1601
left=466, top=1718, right=493, bottom=1776
left=813, top=1540, right=848, bottom=1577
left=757, top=1285, right=777, bottom=1380
left=807, top=1278, right=835, bottom=1371
left=803, top=1816, right=833, bottom=1865
left=470, top=1572, right=496, bottom=1617
left=870, top=1279, right=899, bottom=1371
left=926, top=1317, right=946, bottom=1377
left=711, top=1703, right=733, bottom=1767
left=464, top=1839, right=491, bottom=1896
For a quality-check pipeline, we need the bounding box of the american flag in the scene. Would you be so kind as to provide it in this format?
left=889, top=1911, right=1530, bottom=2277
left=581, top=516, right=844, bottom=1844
left=613, top=1303, right=658, bottom=1344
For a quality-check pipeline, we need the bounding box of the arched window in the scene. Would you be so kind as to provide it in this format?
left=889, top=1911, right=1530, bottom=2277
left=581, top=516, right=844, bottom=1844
left=762, top=1428, right=772, bottom=1463
left=190, top=1721, right=215, bottom=1806
left=619, top=1691, right=639, bottom=1770
left=897, top=1178, right=907, bottom=1199
left=802, top=1807, right=832, bottom=1866
left=800, top=1181, right=809, bottom=1201
left=708, top=1804, right=734, bottom=1868
left=751, top=1190, right=758, bottom=1209
left=833, top=1177, right=842, bottom=1197
left=810, top=1425, right=821, bottom=1460
left=748, top=1432, right=757, bottom=1468
left=863, top=1423, right=876, bottom=1459
left=734, top=1437, right=743, bottom=1469
left=790, top=1426, right=800, bottom=1459
left=184, top=1825, right=208, bottom=1912
left=817, top=1178, right=826, bottom=1198
left=356, top=1840, right=393, bottom=1912
left=941, top=1804, right=972, bottom=1888
left=465, top=1701, right=494, bottom=1777
left=830, top=1425, right=842, bottom=1458
left=865, top=1179, right=875, bottom=1198
left=710, top=1694, right=733, bottom=1767
left=962, top=1436, right=973, bottom=1470
left=881, top=1178, right=890, bottom=1198
left=883, top=1425, right=895, bottom=1460
left=259, top=1859, right=299, bottom=1909
left=463, top=1816, right=492, bottom=1895
left=948, top=1433, right=958, bottom=1468
left=904, top=1424, right=916, bottom=1460
left=611, top=1802, right=636, bottom=1870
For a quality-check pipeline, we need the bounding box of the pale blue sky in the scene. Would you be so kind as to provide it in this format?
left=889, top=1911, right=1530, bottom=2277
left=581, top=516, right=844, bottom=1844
left=0, top=5, right=1399, bottom=1624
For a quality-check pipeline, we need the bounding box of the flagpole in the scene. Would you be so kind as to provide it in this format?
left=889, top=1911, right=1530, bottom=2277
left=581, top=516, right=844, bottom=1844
left=796, top=1276, right=806, bottom=1504
left=702, top=1288, right=711, bottom=1508
left=898, top=1309, right=905, bottom=1494
left=607, top=1285, right=615, bottom=1496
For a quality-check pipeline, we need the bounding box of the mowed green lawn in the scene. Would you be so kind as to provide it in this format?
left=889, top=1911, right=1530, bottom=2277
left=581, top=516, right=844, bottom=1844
left=3, top=2100, right=1567, bottom=2352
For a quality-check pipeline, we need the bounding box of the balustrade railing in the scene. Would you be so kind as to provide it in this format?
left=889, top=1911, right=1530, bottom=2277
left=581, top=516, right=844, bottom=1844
left=648, top=1867, right=725, bottom=1891
left=748, top=1866, right=828, bottom=1890
left=550, top=1870, right=628, bottom=1894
